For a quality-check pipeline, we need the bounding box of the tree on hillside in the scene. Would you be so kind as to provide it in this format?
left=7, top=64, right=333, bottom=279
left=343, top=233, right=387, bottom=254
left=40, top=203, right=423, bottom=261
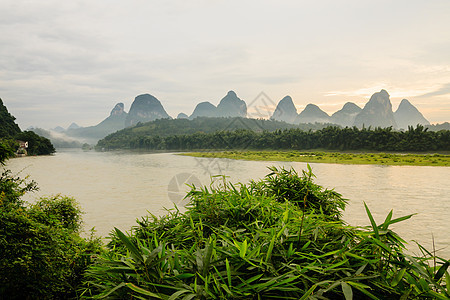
left=0, top=98, right=21, bottom=138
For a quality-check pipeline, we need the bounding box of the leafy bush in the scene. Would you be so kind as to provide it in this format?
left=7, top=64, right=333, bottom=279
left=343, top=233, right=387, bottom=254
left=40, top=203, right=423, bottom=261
left=0, top=206, right=101, bottom=299
left=0, top=168, right=102, bottom=299
left=29, top=195, right=83, bottom=232
left=82, top=167, right=449, bottom=299
left=0, top=169, right=37, bottom=209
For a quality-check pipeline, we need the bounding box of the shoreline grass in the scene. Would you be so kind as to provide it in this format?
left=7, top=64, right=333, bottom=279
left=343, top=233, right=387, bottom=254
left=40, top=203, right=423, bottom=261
left=181, top=150, right=450, bottom=166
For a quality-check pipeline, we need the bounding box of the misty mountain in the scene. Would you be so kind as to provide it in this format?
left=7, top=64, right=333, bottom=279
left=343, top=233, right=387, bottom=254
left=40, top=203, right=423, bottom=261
left=67, top=122, right=80, bottom=130
left=216, top=91, right=247, bottom=117
left=271, top=96, right=298, bottom=124
left=354, top=90, right=397, bottom=128
left=66, top=102, right=128, bottom=143
left=331, top=102, right=362, bottom=127
left=30, top=127, right=83, bottom=148
left=177, top=113, right=189, bottom=119
left=189, top=101, right=217, bottom=119
left=60, top=89, right=433, bottom=145
left=394, top=99, right=430, bottom=130
left=52, top=126, right=65, bottom=133
left=125, top=94, right=170, bottom=127
left=295, top=104, right=331, bottom=124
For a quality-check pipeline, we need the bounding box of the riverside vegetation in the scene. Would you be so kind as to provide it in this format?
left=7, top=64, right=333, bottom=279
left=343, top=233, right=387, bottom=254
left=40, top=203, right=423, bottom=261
left=184, top=151, right=450, bottom=167
left=0, top=144, right=102, bottom=299
left=1, top=145, right=449, bottom=299
left=97, top=120, right=449, bottom=153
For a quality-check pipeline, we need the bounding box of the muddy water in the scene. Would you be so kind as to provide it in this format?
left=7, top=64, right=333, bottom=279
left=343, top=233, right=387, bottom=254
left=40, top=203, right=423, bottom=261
left=6, top=149, right=450, bottom=258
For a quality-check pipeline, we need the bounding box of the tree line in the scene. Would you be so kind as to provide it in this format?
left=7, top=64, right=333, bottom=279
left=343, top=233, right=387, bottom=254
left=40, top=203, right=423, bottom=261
left=97, top=124, right=450, bottom=152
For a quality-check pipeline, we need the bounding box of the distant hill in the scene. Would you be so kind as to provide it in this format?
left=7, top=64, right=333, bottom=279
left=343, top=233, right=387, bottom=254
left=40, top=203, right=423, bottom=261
left=331, top=102, right=362, bottom=127
left=177, top=113, right=188, bottom=119
left=425, top=122, right=450, bottom=131
left=63, top=89, right=436, bottom=144
left=66, top=102, right=128, bottom=143
left=354, top=90, right=397, bottom=128
left=125, top=94, right=170, bottom=127
left=189, top=102, right=217, bottom=119
left=271, top=96, right=298, bottom=124
left=216, top=91, right=247, bottom=117
left=295, top=104, right=331, bottom=124
left=394, top=99, right=430, bottom=130
left=97, top=117, right=331, bottom=150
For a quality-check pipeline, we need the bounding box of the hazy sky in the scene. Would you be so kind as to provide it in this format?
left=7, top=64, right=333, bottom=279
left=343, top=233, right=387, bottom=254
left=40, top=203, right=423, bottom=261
left=1, top=0, right=449, bottom=129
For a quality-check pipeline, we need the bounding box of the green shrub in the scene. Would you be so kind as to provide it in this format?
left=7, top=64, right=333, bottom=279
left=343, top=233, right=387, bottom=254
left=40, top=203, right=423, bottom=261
left=0, top=207, right=102, bottom=299
left=82, top=167, right=449, bottom=299
left=29, top=195, right=83, bottom=232
left=0, top=163, right=102, bottom=299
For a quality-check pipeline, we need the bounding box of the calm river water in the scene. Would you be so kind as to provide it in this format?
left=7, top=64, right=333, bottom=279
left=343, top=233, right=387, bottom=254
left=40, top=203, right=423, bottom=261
left=6, top=149, right=450, bottom=258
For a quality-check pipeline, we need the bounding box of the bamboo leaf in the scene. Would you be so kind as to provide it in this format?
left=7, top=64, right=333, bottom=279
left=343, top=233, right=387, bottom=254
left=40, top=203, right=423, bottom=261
left=240, top=239, right=248, bottom=259
left=115, top=227, right=144, bottom=264
left=348, top=282, right=380, bottom=300
left=381, top=209, right=393, bottom=230
left=98, top=282, right=127, bottom=299
left=265, top=233, right=276, bottom=263
left=169, top=289, right=191, bottom=300
left=388, top=214, right=415, bottom=225
left=299, top=284, right=317, bottom=300
left=364, top=202, right=379, bottom=239
left=125, top=283, right=162, bottom=298
left=226, top=258, right=232, bottom=287
left=392, top=268, right=406, bottom=287
left=434, top=261, right=449, bottom=281
left=341, top=282, right=353, bottom=300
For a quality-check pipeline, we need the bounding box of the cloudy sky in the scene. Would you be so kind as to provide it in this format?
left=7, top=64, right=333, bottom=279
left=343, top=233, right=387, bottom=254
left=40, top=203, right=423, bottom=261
left=1, top=0, right=449, bottom=129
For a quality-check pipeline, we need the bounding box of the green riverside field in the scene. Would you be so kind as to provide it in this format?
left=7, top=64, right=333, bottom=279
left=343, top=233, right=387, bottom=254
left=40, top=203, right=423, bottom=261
left=182, top=150, right=450, bottom=166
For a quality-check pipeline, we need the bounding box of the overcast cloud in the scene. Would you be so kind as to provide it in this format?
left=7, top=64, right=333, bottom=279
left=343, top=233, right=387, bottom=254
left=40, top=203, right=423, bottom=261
left=1, top=0, right=449, bottom=129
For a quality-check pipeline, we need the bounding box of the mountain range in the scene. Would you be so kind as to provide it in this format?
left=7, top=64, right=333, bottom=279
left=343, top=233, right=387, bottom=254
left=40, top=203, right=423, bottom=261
left=53, top=89, right=431, bottom=143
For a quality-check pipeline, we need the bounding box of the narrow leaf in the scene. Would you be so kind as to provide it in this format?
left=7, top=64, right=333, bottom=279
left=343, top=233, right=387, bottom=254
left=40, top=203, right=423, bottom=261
left=115, top=227, right=144, bottom=264
left=125, top=283, right=162, bottom=298
left=434, top=261, right=449, bottom=281
left=299, top=284, right=317, bottom=300
left=392, top=268, right=406, bottom=287
left=364, top=202, right=379, bottom=239
left=341, top=282, right=353, bottom=300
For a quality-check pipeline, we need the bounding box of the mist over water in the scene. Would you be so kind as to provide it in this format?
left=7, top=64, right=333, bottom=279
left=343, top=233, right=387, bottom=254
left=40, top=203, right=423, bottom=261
left=6, top=149, right=450, bottom=258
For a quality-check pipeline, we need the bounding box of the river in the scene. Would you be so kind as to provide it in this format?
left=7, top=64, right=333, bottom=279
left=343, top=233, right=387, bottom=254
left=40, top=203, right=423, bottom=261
left=5, top=149, right=450, bottom=258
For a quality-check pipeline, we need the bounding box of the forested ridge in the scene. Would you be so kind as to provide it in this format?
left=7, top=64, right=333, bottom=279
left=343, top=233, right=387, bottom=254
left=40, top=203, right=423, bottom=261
left=97, top=120, right=450, bottom=152
left=0, top=98, right=55, bottom=156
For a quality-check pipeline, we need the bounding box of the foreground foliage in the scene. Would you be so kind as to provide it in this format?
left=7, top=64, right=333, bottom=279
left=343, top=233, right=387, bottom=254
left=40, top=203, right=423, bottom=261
left=83, top=167, right=449, bottom=299
left=0, top=150, right=102, bottom=299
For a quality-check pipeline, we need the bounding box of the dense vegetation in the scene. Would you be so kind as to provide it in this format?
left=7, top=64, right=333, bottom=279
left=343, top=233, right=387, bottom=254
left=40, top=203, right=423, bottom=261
left=185, top=151, right=450, bottom=166
left=0, top=97, right=55, bottom=155
left=83, top=167, right=449, bottom=299
left=96, top=117, right=331, bottom=149
left=0, top=148, right=101, bottom=299
left=98, top=121, right=450, bottom=152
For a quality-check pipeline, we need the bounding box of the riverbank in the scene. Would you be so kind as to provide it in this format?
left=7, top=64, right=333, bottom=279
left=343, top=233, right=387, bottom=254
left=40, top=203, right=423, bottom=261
left=182, top=150, right=450, bottom=166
